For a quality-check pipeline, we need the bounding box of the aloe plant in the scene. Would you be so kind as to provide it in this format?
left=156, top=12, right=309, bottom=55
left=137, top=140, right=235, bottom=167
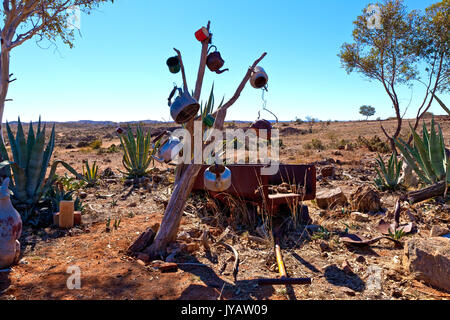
left=0, top=117, right=82, bottom=218
left=82, top=160, right=99, bottom=187
left=118, top=125, right=154, bottom=179
left=200, top=83, right=224, bottom=128
left=431, top=92, right=450, bottom=116
left=374, top=153, right=403, bottom=190
left=395, top=117, right=449, bottom=186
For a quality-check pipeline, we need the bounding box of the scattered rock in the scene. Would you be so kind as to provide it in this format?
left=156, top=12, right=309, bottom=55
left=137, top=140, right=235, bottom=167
left=350, top=186, right=381, bottom=213
left=315, top=188, right=347, bottom=209
left=78, top=192, right=88, bottom=199
left=65, top=144, right=75, bottom=149
left=136, top=259, right=146, bottom=267
left=319, top=241, right=331, bottom=252
left=341, top=260, right=353, bottom=274
left=350, top=212, right=370, bottom=223
left=127, top=226, right=158, bottom=254
left=344, top=144, right=353, bottom=151
left=128, top=202, right=137, bottom=208
left=321, top=166, right=335, bottom=178
left=400, top=160, right=419, bottom=188
left=430, top=225, right=449, bottom=237
left=403, top=237, right=450, bottom=292
left=159, top=262, right=178, bottom=273
left=355, top=255, right=366, bottom=264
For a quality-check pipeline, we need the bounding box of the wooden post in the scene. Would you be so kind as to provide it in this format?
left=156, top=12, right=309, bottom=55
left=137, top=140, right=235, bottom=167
left=59, top=201, right=74, bottom=229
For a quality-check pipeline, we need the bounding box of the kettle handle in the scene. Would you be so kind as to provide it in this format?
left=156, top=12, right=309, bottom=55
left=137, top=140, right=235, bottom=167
left=207, top=45, right=217, bottom=53
left=151, top=154, right=165, bottom=163
left=168, top=87, right=182, bottom=106
left=215, top=68, right=229, bottom=74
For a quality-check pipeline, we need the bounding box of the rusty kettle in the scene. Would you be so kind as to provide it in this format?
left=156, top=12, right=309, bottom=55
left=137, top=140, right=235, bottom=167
left=206, top=45, right=229, bottom=74
left=168, top=86, right=200, bottom=124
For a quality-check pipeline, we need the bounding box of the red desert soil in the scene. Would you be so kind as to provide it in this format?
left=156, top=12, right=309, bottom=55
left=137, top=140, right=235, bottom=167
left=0, top=118, right=449, bottom=300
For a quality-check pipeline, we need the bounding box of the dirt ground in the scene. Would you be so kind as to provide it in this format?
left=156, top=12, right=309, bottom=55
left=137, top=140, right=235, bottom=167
left=0, top=117, right=449, bottom=300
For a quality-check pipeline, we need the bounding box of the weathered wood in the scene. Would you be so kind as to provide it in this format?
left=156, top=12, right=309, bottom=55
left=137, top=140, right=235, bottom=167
left=216, top=241, right=239, bottom=282
left=407, top=181, right=447, bottom=204
left=128, top=225, right=158, bottom=254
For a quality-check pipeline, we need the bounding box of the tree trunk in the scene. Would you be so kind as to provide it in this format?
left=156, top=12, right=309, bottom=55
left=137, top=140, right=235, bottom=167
left=0, top=44, right=11, bottom=179
left=144, top=164, right=202, bottom=257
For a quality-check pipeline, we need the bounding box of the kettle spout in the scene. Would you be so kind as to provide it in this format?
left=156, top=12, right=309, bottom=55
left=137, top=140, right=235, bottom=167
left=215, top=68, right=229, bottom=74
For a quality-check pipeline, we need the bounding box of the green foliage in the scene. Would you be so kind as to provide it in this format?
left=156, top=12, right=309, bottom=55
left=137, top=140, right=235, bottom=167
left=82, top=160, right=99, bottom=187
left=56, top=174, right=86, bottom=192
left=45, top=186, right=85, bottom=213
left=359, top=105, right=376, bottom=120
left=89, top=139, right=102, bottom=150
left=431, top=92, right=450, bottom=116
left=199, top=83, right=224, bottom=128
left=0, top=118, right=82, bottom=221
left=388, top=228, right=406, bottom=241
left=304, top=139, right=325, bottom=151
left=118, top=125, right=154, bottom=179
left=395, top=117, right=449, bottom=185
left=357, top=135, right=390, bottom=153
left=374, top=153, right=403, bottom=190
left=311, top=226, right=331, bottom=240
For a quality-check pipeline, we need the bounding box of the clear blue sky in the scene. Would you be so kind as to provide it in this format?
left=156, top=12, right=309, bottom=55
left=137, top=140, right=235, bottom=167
left=5, top=0, right=448, bottom=123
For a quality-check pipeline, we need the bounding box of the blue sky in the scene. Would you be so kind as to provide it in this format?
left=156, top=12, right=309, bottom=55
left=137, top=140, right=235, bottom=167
left=5, top=0, right=448, bottom=123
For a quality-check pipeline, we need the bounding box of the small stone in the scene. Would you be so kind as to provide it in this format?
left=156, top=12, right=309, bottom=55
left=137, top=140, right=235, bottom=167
left=341, top=260, right=353, bottom=274
left=350, top=186, right=381, bottom=213
left=350, top=212, right=370, bottom=223
left=128, top=202, right=137, bottom=208
left=79, top=192, right=88, bottom=199
left=315, top=188, right=347, bottom=209
left=184, top=243, right=199, bottom=253
left=136, top=259, right=146, bottom=266
left=319, top=241, right=331, bottom=252
left=159, top=262, right=178, bottom=273
left=355, top=255, right=366, bottom=264
left=430, top=225, right=449, bottom=237
left=321, top=166, right=336, bottom=178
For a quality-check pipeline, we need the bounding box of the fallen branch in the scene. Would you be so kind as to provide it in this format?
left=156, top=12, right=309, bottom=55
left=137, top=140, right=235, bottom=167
left=216, top=241, right=239, bottom=282
left=407, top=181, right=447, bottom=204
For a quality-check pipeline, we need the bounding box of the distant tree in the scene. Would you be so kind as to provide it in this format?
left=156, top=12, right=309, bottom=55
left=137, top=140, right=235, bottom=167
left=359, top=105, right=376, bottom=120
left=338, top=0, right=448, bottom=151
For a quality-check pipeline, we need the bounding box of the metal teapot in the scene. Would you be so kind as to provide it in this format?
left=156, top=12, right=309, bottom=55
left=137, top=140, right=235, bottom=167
left=204, top=164, right=232, bottom=192
left=168, top=86, right=200, bottom=124
left=206, top=46, right=229, bottom=74
left=152, top=131, right=184, bottom=164
left=250, top=66, right=268, bottom=89
left=166, top=56, right=181, bottom=74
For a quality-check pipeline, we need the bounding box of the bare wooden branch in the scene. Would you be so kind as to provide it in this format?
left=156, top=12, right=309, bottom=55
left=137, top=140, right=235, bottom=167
left=173, top=48, right=188, bottom=91
left=216, top=241, right=239, bottom=282
left=407, top=181, right=447, bottom=204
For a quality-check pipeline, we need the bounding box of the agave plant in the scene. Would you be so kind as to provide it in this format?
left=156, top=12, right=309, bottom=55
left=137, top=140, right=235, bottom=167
left=82, top=160, right=99, bottom=187
left=395, top=118, right=449, bottom=186
left=118, top=125, right=154, bottom=179
left=431, top=92, right=450, bottom=116
left=374, top=153, right=403, bottom=190
left=0, top=118, right=82, bottom=217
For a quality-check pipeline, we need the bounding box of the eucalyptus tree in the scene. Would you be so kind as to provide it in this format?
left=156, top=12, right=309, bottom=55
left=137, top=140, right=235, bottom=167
left=339, top=0, right=448, bottom=151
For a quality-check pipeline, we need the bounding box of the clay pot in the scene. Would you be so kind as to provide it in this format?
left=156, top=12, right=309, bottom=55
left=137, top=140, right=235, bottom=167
left=0, top=178, right=22, bottom=268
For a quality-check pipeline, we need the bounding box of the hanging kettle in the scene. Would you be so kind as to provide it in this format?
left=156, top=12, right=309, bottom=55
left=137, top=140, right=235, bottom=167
left=168, top=86, right=200, bottom=124
left=152, top=131, right=184, bottom=164
left=206, top=45, right=229, bottom=74
left=204, top=164, right=232, bottom=192
left=166, top=56, right=181, bottom=74
left=250, top=119, right=273, bottom=139
left=250, top=66, right=268, bottom=89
